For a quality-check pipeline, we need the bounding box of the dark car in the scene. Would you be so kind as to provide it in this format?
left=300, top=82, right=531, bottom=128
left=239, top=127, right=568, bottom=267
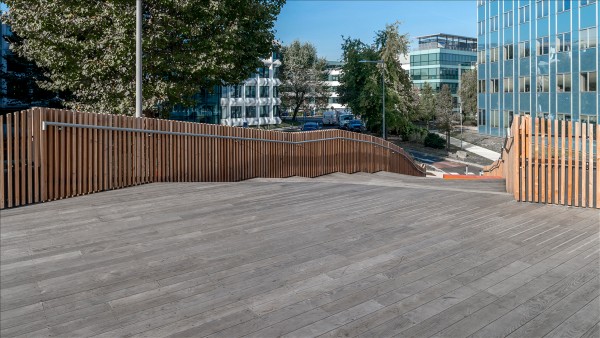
left=301, top=122, right=320, bottom=131
left=347, top=119, right=365, bottom=132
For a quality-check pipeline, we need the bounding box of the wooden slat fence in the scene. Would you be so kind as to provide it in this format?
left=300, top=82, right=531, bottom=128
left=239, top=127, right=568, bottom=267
left=484, top=115, right=599, bottom=208
left=0, top=108, right=426, bottom=209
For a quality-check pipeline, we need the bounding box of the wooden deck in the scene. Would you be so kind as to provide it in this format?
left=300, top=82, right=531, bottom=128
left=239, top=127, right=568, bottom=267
left=1, top=172, right=599, bottom=337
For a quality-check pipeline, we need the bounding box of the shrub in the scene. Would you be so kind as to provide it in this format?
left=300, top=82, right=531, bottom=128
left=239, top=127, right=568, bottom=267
left=424, top=133, right=445, bottom=149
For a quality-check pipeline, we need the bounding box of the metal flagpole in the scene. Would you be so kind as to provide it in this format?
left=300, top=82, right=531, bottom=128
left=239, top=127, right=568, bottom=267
left=135, top=0, right=142, bottom=118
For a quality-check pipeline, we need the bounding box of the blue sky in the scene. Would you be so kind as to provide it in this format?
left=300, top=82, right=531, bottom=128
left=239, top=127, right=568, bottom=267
left=275, top=0, right=477, bottom=61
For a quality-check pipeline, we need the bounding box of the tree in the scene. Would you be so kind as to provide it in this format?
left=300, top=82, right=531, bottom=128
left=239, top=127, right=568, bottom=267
left=458, top=69, right=477, bottom=125
left=278, top=40, right=327, bottom=122
left=436, top=84, right=454, bottom=150
left=1, top=30, right=66, bottom=110
left=338, top=22, right=416, bottom=139
left=3, top=0, right=285, bottom=116
left=417, top=82, right=436, bottom=130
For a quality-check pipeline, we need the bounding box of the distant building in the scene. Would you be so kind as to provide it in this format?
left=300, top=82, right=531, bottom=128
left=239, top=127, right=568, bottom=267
left=477, top=0, right=598, bottom=136
left=323, top=61, right=346, bottom=111
left=170, top=51, right=282, bottom=126
left=410, top=33, right=477, bottom=102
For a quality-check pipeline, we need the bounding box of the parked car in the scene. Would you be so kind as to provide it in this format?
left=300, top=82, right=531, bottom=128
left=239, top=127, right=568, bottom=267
left=301, top=122, right=320, bottom=131
left=322, top=111, right=337, bottom=125
left=347, top=119, right=365, bottom=133
left=338, top=114, right=354, bottom=129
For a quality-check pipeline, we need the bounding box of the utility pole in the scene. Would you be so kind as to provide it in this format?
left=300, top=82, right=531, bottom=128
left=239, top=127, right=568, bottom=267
left=135, top=0, right=142, bottom=118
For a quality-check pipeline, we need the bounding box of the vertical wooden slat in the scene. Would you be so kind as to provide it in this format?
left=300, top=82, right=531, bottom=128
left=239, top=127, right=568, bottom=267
left=26, top=110, right=33, bottom=204
left=596, top=124, right=600, bottom=208
left=512, top=116, right=520, bottom=200
left=6, top=113, right=13, bottom=207
left=540, top=118, right=546, bottom=203
left=526, top=117, right=533, bottom=202
left=553, top=119, right=559, bottom=205
left=93, top=113, right=98, bottom=192
left=567, top=121, right=573, bottom=206
left=20, top=110, right=27, bottom=205
left=533, top=118, right=539, bottom=203
left=560, top=120, right=566, bottom=205
left=581, top=122, right=587, bottom=207
left=588, top=123, right=600, bottom=208
left=40, top=108, right=47, bottom=202
left=13, top=112, right=21, bottom=206
left=573, top=121, right=580, bottom=207
left=66, top=111, right=72, bottom=197
left=520, top=116, right=526, bottom=201
left=0, top=114, right=4, bottom=208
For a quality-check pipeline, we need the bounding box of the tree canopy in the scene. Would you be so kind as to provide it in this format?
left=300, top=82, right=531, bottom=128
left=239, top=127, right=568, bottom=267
left=435, top=84, right=454, bottom=149
left=458, top=68, right=477, bottom=124
left=278, top=40, right=327, bottom=121
left=3, top=0, right=285, bottom=115
left=338, top=22, right=415, bottom=138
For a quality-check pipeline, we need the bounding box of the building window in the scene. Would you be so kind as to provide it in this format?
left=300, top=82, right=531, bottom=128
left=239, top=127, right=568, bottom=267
left=536, top=36, right=549, bottom=55
left=519, top=5, right=530, bottom=24
left=538, top=75, right=550, bottom=92
left=557, top=32, right=571, bottom=52
left=478, top=79, right=486, bottom=93
left=491, top=110, right=500, bottom=128
left=260, top=105, right=270, bottom=117
left=257, top=67, right=270, bottom=78
left=558, top=0, right=571, bottom=11
left=536, top=0, right=549, bottom=18
left=245, top=106, right=256, bottom=118
left=490, top=16, right=499, bottom=32
left=478, top=109, right=486, bottom=125
left=557, top=73, right=572, bottom=92
left=245, top=86, right=256, bottom=98
left=580, top=72, right=597, bottom=91
left=504, top=44, right=514, bottom=60
left=504, top=110, right=513, bottom=128
left=490, top=47, right=499, bottom=62
left=478, top=20, right=485, bottom=35
left=519, top=41, right=531, bottom=58
left=580, top=27, right=598, bottom=50
left=478, top=50, right=486, bottom=63
left=273, top=86, right=279, bottom=97
left=519, top=77, right=531, bottom=92
left=478, top=0, right=485, bottom=6
left=260, top=86, right=269, bottom=98
left=503, top=11, right=514, bottom=28
left=490, top=79, right=499, bottom=93
left=580, top=0, right=597, bottom=6
left=232, top=85, right=243, bottom=98
left=503, top=77, right=514, bottom=92
left=231, top=106, right=242, bottom=118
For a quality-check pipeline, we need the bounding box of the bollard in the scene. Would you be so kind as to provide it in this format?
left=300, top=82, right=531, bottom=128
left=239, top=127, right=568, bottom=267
left=465, top=165, right=469, bottom=175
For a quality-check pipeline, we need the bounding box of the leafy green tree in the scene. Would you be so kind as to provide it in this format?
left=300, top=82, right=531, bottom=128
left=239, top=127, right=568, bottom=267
left=338, top=22, right=416, bottom=139
left=418, top=82, right=436, bottom=129
left=278, top=40, right=327, bottom=121
left=3, top=0, right=284, bottom=116
left=458, top=69, right=477, bottom=125
left=436, top=84, right=454, bottom=150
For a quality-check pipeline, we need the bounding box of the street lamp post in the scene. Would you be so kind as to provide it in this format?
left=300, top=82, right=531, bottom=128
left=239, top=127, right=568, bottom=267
left=458, top=63, right=463, bottom=149
left=359, top=60, right=385, bottom=140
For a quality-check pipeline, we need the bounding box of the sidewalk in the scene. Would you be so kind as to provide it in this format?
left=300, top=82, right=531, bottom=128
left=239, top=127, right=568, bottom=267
left=436, top=133, right=501, bottom=161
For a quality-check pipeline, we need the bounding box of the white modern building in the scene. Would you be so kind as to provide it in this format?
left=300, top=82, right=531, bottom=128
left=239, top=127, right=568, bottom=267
left=324, top=61, right=347, bottom=111
left=170, top=52, right=282, bottom=126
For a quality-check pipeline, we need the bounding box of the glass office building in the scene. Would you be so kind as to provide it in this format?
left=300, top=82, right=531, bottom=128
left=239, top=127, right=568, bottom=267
left=477, top=0, right=599, bottom=136
left=410, top=34, right=477, bottom=95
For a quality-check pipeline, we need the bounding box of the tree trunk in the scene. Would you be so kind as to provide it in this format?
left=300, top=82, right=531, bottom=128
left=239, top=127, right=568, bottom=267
left=446, top=130, right=450, bottom=150
left=292, top=106, right=300, bottom=122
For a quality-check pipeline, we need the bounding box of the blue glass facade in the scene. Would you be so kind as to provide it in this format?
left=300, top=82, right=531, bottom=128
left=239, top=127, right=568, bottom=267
left=478, top=0, right=599, bottom=136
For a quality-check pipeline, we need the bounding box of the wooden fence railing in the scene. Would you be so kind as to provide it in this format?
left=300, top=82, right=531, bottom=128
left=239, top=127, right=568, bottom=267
left=1, top=108, right=425, bottom=209
left=484, top=115, right=599, bottom=209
